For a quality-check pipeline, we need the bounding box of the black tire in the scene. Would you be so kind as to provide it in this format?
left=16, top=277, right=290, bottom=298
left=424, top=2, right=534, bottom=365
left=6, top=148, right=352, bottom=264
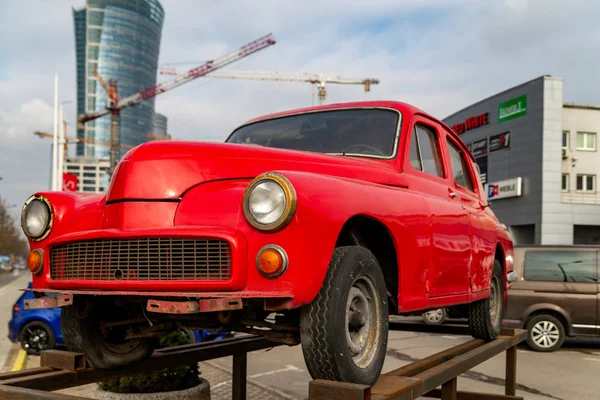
left=19, top=321, right=56, bottom=355
left=61, top=305, right=155, bottom=369
left=423, top=308, right=447, bottom=325
left=468, top=260, right=504, bottom=341
left=525, top=314, right=565, bottom=352
left=300, top=246, right=389, bottom=385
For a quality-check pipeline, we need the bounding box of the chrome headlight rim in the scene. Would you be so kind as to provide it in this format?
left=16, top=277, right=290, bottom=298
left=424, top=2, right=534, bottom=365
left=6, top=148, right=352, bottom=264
left=243, top=172, right=297, bottom=232
left=21, top=195, right=53, bottom=241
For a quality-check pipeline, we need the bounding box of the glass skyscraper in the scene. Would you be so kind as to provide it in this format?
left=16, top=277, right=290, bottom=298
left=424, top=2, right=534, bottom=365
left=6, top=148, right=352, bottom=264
left=73, top=0, right=164, bottom=159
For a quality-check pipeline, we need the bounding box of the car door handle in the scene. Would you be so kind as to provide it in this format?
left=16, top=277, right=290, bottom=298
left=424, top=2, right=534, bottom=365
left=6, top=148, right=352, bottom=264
left=448, top=191, right=458, bottom=199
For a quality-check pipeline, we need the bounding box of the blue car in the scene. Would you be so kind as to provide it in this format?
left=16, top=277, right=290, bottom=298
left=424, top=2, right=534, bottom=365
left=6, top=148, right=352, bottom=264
left=9, top=283, right=230, bottom=355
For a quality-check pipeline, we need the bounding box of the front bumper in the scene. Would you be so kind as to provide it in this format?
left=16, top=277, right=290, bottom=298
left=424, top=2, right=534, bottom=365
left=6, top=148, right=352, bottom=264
left=24, top=289, right=294, bottom=313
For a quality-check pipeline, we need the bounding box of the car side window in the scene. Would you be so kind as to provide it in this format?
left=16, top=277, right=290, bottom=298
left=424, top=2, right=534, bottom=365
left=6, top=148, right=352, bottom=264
left=447, top=140, right=474, bottom=191
left=524, top=251, right=598, bottom=283
left=411, top=124, right=443, bottom=177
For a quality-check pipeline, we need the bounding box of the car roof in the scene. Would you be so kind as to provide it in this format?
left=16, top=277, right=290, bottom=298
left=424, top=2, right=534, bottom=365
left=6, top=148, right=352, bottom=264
left=241, top=100, right=426, bottom=125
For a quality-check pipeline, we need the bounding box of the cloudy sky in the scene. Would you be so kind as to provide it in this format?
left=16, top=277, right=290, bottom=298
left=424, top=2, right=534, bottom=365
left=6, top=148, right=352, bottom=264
left=1, top=0, right=599, bottom=213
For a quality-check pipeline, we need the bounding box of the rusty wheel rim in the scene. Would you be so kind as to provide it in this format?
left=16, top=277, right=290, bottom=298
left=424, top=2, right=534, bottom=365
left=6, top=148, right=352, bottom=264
left=489, top=276, right=501, bottom=326
left=345, top=275, right=382, bottom=369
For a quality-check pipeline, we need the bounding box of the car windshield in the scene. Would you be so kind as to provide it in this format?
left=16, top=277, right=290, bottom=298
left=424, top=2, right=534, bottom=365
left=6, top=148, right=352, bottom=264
left=226, top=109, right=400, bottom=157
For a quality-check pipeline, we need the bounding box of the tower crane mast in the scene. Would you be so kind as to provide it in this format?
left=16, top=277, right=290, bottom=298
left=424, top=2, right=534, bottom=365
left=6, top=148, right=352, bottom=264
left=159, top=68, right=380, bottom=106
left=79, top=34, right=276, bottom=173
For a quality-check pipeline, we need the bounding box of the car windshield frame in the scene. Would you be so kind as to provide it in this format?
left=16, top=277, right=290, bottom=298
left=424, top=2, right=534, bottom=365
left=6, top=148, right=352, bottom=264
left=225, top=107, right=403, bottom=160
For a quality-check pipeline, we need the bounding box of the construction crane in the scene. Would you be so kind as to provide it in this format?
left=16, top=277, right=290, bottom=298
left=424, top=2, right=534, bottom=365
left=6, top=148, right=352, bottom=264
left=33, top=131, right=135, bottom=151
left=79, top=33, right=277, bottom=173
left=159, top=68, right=380, bottom=106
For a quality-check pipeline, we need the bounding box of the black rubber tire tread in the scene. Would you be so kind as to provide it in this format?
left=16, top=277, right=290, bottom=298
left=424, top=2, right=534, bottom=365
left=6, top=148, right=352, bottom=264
left=19, top=321, right=56, bottom=355
left=61, top=304, right=155, bottom=369
left=468, top=260, right=504, bottom=341
left=525, top=314, right=565, bottom=352
left=61, top=306, right=86, bottom=354
left=300, top=246, right=389, bottom=385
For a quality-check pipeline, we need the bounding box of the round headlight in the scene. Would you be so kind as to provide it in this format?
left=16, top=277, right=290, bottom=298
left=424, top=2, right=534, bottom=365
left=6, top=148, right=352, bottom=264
left=243, top=173, right=296, bottom=232
left=21, top=196, right=52, bottom=240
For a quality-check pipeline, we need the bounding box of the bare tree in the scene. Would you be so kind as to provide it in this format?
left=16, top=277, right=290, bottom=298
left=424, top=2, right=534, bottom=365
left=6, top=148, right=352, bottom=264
left=0, top=197, right=28, bottom=258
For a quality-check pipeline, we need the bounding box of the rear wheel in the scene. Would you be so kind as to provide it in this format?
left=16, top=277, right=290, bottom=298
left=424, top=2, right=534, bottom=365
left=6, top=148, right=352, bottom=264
left=300, top=246, right=389, bottom=385
left=423, top=308, right=447, bottom=325
left=468, top=260, right=504, bottom=341
left=61, top=304, right=155, bottom=369
left=19, top=321, right=56, bottom=355
left=525, top=314, right=565, bottom=352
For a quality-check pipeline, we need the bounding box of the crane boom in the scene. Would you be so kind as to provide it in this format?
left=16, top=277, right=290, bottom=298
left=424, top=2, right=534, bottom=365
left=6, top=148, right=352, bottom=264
left=158, top=67, right=379, bottom=106
left=160, top=69, right=379, bottom=87
left=117, top=33, right=276, bottom=110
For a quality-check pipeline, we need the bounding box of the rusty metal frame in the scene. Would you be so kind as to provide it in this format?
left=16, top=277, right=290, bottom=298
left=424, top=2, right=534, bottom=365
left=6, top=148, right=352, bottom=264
left=24, top=294, right=73, bottom=310
left=0, top=335, right=280, bottom=400
left=309, top=325, right=527, bottom=400
left=0, top=323, right=526, bottom=400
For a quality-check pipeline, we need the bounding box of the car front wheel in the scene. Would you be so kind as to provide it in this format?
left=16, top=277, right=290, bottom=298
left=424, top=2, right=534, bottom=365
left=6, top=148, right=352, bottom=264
left=468, top=260, right=504, bottom=341
left=19, top=321, right=56, bottom=355
left=300, top=246, right=389, bottom=385
left=61, top=304, right=155, bottom=369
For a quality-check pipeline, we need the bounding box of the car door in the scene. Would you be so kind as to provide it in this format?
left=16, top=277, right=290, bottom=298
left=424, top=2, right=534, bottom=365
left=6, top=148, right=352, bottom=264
left=404, top=116, right=471, bottom=298
left=445, top=136, right=497, bottom=293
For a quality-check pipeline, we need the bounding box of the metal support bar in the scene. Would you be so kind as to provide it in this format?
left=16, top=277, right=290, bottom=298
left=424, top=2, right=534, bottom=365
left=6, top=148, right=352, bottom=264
left=40, top=351, right=86, bottom=372
left=309, top=329, right=527, bottom=400
left=441, top=377, right=457, bottom=400
left=232, top=350, right=247, bottom=400
left=505, top=345, right=517, bottom=396
left=0, top=385, right=88, bottom=400
left=423, top=389, right=524, bottom=400
left=0, top=336, right=280, bottom=393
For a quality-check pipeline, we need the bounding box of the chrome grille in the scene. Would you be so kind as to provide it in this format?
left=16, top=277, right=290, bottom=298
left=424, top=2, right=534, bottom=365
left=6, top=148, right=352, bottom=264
left=50, top=238, right=232, bottom=281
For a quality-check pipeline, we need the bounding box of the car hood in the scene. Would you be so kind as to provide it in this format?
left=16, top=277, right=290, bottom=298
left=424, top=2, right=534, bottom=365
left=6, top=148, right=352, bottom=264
left=106, top=141, right=405, bottom=201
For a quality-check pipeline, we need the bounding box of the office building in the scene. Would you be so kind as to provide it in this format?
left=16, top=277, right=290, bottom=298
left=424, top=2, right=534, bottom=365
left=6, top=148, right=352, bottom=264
left=73, top=0, right=164, bottom=159
left=443, top=75, right=600, bottom=245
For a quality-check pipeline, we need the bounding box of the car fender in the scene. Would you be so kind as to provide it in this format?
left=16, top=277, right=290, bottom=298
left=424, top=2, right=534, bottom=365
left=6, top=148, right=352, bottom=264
left=177, top=170, right=430, bottom=309
left=522, top=303, right=572, bottom=335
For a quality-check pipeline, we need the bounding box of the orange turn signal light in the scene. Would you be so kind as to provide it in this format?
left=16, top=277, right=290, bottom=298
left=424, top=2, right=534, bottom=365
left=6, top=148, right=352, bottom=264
left=27, top=249, right=44, bottom=275
left=256, top=245, right=288, bottom=278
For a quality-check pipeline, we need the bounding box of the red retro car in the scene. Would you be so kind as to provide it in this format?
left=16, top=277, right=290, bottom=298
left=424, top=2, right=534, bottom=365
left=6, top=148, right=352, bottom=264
left=21, top=101, right=513, bottom=384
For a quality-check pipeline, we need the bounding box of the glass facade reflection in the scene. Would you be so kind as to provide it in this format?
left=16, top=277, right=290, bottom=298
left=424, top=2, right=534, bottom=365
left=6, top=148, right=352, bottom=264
left=73, top=0, right=164, bottom=159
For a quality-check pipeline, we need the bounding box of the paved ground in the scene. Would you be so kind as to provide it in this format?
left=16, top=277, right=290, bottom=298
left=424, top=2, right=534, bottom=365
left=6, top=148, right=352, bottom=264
left=0, top=273, right=598, bottom=399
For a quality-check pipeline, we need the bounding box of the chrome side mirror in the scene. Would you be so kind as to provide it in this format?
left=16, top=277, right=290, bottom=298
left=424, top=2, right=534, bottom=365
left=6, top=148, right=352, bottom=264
left=507, top=271, right=519, bottom=283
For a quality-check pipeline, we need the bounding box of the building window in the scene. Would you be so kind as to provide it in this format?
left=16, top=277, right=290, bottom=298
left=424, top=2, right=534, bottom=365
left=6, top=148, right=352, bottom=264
left=576, top=174, right=596, bottom=192
left=576, top=132, right=596, bottom=151
left=561, top=173, right=569, bottom=192
left=562, top=131, right=569, bottom=149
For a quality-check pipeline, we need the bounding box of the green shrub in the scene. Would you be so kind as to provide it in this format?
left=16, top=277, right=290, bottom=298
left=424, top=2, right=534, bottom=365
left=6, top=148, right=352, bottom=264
left=99, top=330, right=201, bottom=394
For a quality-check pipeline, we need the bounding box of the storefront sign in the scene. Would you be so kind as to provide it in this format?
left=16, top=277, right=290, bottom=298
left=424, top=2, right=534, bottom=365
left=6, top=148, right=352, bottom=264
left=475, top=156, right=488, bottom=184
left=486, top=177, right=522, bottom=200
left=498, top=95, right=527, bottom=122
left=489, top=131, right=510, bottom=152
left=451, top=112, right=489, bottom=135
left=471, top=138, right=488, bottom=158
